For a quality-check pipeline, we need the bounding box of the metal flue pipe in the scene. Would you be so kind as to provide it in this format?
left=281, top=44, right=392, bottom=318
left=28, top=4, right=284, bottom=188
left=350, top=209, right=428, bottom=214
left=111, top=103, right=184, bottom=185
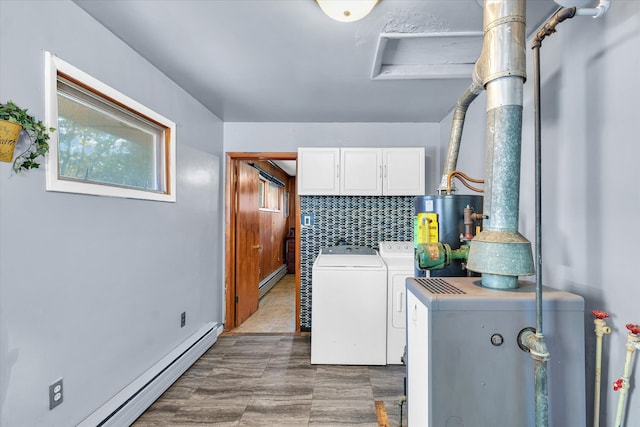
left=464, top=0, right=534, bottom=289
left=438, top=79, right=484, bottom=194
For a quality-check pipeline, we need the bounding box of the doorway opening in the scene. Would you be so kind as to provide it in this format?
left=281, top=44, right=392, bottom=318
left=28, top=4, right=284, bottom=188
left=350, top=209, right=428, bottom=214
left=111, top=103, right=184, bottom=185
left=224, top=152, right=299, bottom=333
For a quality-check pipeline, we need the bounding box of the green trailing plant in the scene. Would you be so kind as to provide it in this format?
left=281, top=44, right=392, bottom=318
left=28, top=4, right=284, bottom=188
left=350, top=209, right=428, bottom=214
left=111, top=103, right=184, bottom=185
left=0, top=100, right=55, bottom=173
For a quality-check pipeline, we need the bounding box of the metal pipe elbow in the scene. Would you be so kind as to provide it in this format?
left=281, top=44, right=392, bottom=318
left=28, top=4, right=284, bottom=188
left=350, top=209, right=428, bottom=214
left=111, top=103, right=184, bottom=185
left=575, top=0, right=610, bottom=18
left=519, top=329, right=551, bottom=362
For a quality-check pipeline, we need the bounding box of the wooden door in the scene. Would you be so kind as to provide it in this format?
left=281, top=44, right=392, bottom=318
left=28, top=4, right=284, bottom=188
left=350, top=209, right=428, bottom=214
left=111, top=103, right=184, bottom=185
left=235, top=161, right=260, bottom=325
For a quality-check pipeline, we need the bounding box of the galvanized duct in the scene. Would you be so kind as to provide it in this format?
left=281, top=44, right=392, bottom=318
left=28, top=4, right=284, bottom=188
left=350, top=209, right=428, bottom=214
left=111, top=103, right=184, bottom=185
left=462, top=0, right=534, bottom=289
left=437, top=80, right=483, bottom=194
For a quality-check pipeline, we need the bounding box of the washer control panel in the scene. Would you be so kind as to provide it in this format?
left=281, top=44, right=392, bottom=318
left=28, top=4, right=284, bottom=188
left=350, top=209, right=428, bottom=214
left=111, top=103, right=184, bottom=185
left=379, top=241, right=414, bottom=257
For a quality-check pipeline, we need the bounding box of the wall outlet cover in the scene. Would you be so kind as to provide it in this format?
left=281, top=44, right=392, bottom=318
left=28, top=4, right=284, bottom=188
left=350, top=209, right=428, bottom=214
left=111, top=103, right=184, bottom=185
left=301, top=212, right=314, bottom=227
left=49, top=378, right=63, bottom=410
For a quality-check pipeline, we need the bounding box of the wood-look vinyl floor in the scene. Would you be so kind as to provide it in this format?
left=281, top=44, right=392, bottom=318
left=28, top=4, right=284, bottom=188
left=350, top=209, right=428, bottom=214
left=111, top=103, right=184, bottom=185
left=133, top=335, right=407, bottom=426
left=134, top=274, right=407, bottom=425
left=232, top=274, right=296, bottom=334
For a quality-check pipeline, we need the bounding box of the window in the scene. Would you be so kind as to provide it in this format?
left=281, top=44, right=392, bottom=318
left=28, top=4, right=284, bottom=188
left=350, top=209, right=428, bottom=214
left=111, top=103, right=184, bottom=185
left=258, top=180, right=265, bottom=208
left=44, top=52, right=176, bottom=202
left=258, top=177, right=282, bottom=212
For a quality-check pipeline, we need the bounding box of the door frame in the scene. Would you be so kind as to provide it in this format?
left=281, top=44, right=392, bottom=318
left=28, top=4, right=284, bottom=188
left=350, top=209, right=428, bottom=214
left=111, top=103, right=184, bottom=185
left=224, top=152, right=300, bottom=332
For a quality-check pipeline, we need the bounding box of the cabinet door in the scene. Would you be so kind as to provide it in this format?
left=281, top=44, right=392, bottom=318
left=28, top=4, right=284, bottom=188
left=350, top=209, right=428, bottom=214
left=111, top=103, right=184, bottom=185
left=340, top=148, right=382, bottom=195
left=407, top=289, right=429, bottom=426
left=297, top=148, right=340, bottom=195
left=383, top=147, right=425, bottom=195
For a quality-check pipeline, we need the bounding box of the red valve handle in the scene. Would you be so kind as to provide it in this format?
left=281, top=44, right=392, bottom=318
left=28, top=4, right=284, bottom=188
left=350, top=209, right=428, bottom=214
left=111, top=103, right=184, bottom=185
left=592, top=310, right=609, bottom=319
left=613, top=378, right=623, bottom=391
left=626, top=323, right=640, bottom=335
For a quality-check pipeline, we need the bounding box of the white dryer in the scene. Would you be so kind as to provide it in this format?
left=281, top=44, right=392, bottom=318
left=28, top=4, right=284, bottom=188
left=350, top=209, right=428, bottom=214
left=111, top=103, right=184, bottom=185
left=311, top=245, right=387, bottom=365
left=379, top=241, right=415, bottom=365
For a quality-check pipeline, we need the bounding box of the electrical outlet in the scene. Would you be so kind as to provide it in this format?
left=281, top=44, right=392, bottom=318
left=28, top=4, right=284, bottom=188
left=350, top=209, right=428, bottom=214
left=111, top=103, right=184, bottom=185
left=49, top=378, right=63, bottom=410
left=181, top=311, right=186, bottom=327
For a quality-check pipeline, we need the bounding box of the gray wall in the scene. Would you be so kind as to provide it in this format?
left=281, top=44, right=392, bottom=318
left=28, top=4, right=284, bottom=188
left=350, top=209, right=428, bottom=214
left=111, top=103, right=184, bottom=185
left=0, top=1, right=224, bottom=425
left=440, top=2, right=640, bottom=424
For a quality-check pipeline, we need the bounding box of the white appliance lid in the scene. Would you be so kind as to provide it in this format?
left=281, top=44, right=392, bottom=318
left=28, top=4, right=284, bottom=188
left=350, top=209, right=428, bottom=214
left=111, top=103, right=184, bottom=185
left=315, top=254, right=383, bottom=268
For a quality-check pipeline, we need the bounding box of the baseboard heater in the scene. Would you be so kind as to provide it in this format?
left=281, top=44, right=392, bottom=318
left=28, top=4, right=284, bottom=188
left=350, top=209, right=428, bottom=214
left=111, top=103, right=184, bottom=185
left=78, top=322, right=223, bottom=427
left=259, top=264, right=287, bottom=299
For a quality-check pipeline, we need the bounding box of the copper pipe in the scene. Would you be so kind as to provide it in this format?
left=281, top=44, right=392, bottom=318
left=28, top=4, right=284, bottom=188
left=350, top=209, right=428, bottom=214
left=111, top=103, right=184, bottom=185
left=446, top=170, right=485, bottom=194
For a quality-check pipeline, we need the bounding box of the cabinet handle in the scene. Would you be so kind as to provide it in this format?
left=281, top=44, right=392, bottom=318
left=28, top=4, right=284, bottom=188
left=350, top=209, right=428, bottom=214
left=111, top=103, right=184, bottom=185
left=384, top=164, right=388, bottom=178
left=336, top=164, right=340, bottom=179
left=396, top=291, right=404, bottom=312
left=411, top=304, right=417, bottom=322
left=379, top=165, right=383, bottom=178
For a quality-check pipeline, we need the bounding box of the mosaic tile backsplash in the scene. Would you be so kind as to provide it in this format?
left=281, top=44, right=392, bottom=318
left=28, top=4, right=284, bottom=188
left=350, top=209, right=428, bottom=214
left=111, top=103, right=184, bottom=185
left=299, top=195, right=415, bottom=330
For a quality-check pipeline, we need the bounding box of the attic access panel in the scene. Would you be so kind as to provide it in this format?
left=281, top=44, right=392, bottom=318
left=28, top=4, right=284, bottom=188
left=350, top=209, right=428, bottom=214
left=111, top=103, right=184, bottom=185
left=371, top=32, right=483, bottom=80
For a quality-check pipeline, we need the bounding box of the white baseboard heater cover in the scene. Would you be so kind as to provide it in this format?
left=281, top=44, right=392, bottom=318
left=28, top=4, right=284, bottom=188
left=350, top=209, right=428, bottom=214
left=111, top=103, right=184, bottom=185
left=259, top=265, right=287, bottom=299
left=78, top=322, right=222, bottom=427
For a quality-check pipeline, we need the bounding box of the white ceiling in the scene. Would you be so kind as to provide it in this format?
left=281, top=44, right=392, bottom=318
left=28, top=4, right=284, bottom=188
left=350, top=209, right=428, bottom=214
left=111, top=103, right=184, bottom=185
left=74, top=0, right=559, bottom=123
left=271, top=160, right=298, bottom=176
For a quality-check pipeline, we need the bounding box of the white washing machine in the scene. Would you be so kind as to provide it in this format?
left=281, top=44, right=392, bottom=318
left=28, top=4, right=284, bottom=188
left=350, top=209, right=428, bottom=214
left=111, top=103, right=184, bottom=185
left=311, top=245, right=388, bottom=365
left=379, top=241, right=415, bottom=365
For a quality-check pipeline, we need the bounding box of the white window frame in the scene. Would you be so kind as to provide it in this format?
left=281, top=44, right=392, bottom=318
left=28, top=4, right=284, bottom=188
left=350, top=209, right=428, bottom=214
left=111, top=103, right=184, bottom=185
left=44, top=52, right=177, bottom=202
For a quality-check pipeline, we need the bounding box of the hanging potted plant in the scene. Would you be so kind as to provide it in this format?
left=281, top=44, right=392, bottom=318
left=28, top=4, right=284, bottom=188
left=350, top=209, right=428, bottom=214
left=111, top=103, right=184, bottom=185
left=0, top=100, right=55, bottom=173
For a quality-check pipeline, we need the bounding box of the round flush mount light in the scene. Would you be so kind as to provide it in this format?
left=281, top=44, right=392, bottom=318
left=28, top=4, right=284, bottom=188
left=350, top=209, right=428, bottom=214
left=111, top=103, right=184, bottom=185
left=316, top=0, right=379, bottom=23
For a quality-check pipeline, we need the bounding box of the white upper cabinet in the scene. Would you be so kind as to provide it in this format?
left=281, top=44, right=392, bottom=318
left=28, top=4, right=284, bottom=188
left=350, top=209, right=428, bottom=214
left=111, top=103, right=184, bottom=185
left=383, top=147, right=425, bottom=195
left=340, top=148, right=383, bottom=196
left=298, top=147, right=425, bottom=196
left=297, top=148, right=340, bottom=195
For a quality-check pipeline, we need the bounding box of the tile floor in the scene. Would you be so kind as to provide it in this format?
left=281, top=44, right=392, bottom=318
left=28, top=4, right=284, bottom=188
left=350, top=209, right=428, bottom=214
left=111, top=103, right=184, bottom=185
left=133, top=276, right=407, bottom=426
left=133, top=335, right=407, bottom=426
left=232, top=275, right=295, bottom=334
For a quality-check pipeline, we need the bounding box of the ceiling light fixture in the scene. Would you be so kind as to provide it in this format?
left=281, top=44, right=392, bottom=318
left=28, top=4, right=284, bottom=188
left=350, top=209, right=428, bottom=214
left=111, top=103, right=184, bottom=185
left=316, top=0, right=379, bottom=23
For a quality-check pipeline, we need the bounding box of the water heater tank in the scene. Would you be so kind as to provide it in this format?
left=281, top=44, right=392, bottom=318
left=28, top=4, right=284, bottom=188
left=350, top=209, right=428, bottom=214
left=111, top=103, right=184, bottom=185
left=414, top=194, right=483, bottom=277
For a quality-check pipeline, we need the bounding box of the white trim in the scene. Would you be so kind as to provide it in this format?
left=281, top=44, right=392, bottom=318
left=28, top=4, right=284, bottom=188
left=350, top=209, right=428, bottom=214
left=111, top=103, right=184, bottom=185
left=44, top=51, right=177, bottom=202
left=215, top=323, right=225, bottom=337
left=77, top=322, right=218, bottom=427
